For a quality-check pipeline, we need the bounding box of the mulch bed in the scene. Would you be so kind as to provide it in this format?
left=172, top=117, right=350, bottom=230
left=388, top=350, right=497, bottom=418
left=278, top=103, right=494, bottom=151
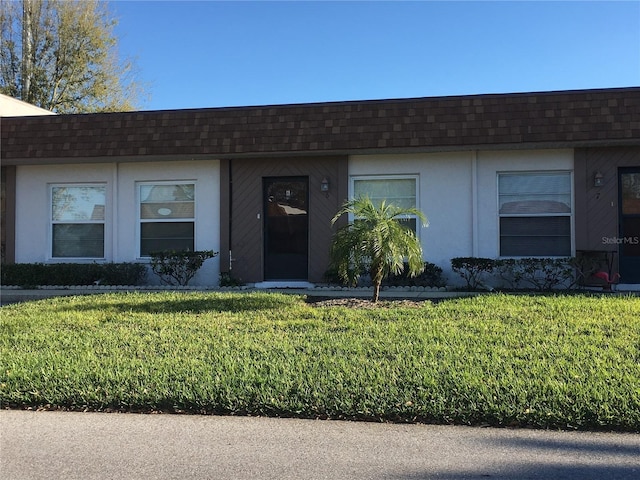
left=306, top=297, right=434, bottom=309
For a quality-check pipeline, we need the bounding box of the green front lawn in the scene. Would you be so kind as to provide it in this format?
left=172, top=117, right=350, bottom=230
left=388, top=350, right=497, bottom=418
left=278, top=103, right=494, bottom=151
left=1, top=292, right=638, bottom=430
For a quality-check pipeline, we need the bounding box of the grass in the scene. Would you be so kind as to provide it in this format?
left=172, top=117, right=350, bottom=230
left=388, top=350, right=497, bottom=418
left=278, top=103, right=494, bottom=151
left=1, top=292, right=639, bottom=431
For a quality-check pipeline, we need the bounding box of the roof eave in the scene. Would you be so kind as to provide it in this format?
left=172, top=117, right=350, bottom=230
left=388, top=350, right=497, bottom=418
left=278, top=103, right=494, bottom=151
left=3, top=138, right=639, bottom=166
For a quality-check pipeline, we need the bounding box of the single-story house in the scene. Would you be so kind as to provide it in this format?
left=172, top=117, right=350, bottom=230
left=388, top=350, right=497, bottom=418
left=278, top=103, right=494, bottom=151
left=1, top=87, right=639, bottom=287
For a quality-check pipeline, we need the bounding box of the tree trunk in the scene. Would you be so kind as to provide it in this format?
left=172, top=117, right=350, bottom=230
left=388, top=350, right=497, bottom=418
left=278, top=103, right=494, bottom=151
left=371, top=263, right=383, bottom=303
left=372, top=281, right=381, bottom=303
left=22, top=0, right=33, bottom=101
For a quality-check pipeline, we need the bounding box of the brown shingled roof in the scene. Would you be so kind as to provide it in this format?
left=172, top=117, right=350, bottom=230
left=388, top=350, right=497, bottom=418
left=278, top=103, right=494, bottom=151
left=1, top=87, right=639, bottom=164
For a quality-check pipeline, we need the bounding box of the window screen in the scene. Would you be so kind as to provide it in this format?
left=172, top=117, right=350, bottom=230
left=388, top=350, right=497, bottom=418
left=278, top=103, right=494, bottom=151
left=51, top=185, right=105, bottom=258
left=352, top=177, right=419, bottom=233
left=139, top=183, right=195, bottom=256
left=353, top=178, right=416, bottom=209
left=498, top=173, right=571, bottom=256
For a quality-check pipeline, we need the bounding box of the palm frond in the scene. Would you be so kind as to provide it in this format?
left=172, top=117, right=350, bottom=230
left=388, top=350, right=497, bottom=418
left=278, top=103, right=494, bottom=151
left=329, top=196, right=428, bottom=300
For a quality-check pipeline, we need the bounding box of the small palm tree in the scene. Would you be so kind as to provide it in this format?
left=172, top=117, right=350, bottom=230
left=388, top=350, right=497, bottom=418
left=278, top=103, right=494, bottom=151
left=330, top=196, right=428, bottom=302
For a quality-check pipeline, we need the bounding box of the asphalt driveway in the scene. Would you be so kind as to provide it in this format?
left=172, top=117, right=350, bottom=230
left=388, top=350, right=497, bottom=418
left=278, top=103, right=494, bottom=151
left=1, top=410, right=638, bottom=479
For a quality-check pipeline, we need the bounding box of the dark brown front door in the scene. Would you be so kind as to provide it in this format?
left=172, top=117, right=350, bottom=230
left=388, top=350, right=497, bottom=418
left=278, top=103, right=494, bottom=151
left=263, top=177, right=309, bottom=280
left=619, top=167, right=640, bottom=283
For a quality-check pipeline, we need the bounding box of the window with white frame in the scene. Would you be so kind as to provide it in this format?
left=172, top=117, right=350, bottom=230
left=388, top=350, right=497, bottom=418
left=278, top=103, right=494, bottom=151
left=51, top=185, right=106, bottom=258
left=139, top=182, right=195, bottom=256
left=352, top=176, right=419, bottom=232
left=498, top=172, right=572, bottom=257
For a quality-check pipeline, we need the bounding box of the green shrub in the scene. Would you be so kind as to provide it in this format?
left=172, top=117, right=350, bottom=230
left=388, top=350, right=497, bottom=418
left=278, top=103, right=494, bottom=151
left=494, top=259, right=525, bottom=290
left=150, top=250, right=217, bottom=286
left=515, top=258, right=576, bottom=291
left=98, top=263, right=148, bottom=286
left=451, top=257, right=496, bottom=290
left=454, top=257, right=577, bottom=291
left=385, top=261, right=445, bottom=287
left=494, top=258, right=576, bottom=291
left=323, top=265, right=343, bottom=285
left=0, top=262, right=147, bottom=287
left=571, top=253, right=610, bottom=286
left=219, top=271, right=243, bottom=287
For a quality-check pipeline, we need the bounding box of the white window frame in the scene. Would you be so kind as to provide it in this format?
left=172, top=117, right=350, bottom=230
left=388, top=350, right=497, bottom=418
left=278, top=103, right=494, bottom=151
left=497, top=171, right=574, bottom=258
left=350, top=175, right=421, bottom=235
left=49, top=183, right=107, bottom=260
left=137, top=180, right=197, bottom=258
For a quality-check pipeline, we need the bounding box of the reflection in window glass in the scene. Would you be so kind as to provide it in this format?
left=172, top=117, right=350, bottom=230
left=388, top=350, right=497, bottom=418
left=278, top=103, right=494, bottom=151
left=52, top=186, right=106, bottom=221
left=140, top=184, right=194, bottom=203
left=621, top=173, right=640, bottom=215
left=51, top=185, right=105, bottom=258
left=499, top=174, right=571, bottom=214
left=138, top=183, right=195, bottom=256
left=352, top=177, right=419, bottom=233
left=498, top=173, right=572, bottom=256
left=354, top=178, right=416, bottom=209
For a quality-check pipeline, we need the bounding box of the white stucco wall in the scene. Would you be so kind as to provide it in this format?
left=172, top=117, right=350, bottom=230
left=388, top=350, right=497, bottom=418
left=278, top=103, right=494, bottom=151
left=14, top=160, right=221, bottom=286
left=475, top=149, right=574, bottom=259
left=15, top=163, right=115, bottom=263
left=14, top=150, right=573, bottom=287
left=349, top=152, right=473, bottom=280
left=349, top=149, right=574, bottom=284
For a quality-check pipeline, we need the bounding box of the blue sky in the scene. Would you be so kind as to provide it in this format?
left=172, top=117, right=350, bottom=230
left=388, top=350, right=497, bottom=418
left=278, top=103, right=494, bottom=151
left=111, top=1, right=640, bottom=111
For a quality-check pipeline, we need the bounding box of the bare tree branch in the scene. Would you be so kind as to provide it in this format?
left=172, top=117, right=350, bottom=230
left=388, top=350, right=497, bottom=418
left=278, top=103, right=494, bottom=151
left=0, top=0, right=148, bottom=113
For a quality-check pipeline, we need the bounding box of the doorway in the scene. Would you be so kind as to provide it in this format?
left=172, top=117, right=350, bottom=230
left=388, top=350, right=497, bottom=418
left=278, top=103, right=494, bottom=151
left=263, top=177, right=309, bottom=280
left=619, top=167, right=640, bottom=283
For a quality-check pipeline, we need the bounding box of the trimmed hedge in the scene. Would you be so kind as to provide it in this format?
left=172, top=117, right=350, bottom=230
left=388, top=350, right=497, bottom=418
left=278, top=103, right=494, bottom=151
left=385, top=261, right=446, bottom=287
left=324, top=261, right=445, bottom=288
left=150, top=250, right=217, bottom=286
left=451, top=257, right=495, bottom=290
left=0, top=262, right=147, bottom=287
left=451, top=257, right=578, bottom=291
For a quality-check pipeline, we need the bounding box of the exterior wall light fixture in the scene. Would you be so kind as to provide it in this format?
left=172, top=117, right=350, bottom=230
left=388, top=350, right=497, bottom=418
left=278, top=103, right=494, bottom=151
left=594, top=171, right=604, bottom=187
left=321, top=177, right=330, bottom=195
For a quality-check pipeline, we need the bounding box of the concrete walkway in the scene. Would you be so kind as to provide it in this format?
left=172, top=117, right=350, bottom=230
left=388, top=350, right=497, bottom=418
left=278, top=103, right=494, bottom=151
left=2, top=410, right=639, bottom=480
left=0, top=286, right=481, bottom=305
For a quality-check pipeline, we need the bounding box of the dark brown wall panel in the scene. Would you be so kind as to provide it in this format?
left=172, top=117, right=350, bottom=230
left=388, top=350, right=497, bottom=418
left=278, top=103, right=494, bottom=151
left=219, top=159, right=231, bottom=273
left=574, top=147, right=640, bottom=270
left=0, top=166, right=16, bottom=264
left=229, top=156, right=347, bottom=283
